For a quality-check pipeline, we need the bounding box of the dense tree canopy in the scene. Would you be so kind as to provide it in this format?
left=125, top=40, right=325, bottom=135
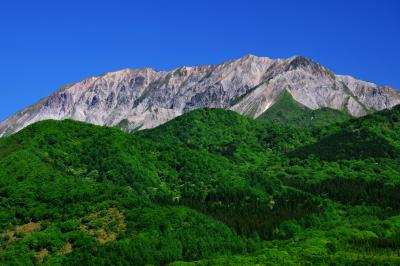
left=1, top=106, right=400, bottom=265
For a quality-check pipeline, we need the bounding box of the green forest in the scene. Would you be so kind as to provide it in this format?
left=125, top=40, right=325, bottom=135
left=1, top=104, right=400, bottom=265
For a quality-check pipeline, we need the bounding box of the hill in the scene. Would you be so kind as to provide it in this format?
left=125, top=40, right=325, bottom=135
left=0, top=107, right=400, bottom=265
left=257, top=90, right=352, bottom=127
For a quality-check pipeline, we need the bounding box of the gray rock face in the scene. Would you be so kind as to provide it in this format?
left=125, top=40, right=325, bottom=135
left=1, top=54, right=399, bottom=137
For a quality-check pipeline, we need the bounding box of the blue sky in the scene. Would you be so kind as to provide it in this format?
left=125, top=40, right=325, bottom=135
left=1, top=0, right=399, bottom=121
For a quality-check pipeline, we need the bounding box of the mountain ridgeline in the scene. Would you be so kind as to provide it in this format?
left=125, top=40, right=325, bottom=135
left=1, top=104, right=400, bottom=265
left=1, top=54, right=399, bottom=137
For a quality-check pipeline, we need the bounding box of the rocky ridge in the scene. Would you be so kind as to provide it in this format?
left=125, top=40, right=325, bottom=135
left=1, top=54, right=399, bottom=136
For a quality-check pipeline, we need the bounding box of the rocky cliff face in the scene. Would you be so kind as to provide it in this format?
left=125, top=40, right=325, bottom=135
left=1, top=54, right=399, bottom=137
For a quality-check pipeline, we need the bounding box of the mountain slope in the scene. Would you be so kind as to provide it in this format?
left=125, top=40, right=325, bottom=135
left=1, top=55, right=399, bottom=137
left=0, top=109, right=321, bottom=265
left=289, top=105, right=400, bottom=160
left=1, top=108, right=400, bottom=265
left=257, top=90, right=352, bottom=127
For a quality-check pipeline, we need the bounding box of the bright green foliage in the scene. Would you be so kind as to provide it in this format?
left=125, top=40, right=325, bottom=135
left=0, top=106, right=400, bottom=265
left=257, top=90, right=352, bottom=127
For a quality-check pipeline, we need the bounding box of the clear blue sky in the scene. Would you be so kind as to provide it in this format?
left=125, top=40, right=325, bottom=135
left=1, top=0, right=399, bottom=121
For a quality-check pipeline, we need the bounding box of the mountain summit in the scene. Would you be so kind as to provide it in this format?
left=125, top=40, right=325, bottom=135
left=1, top=54, right=399, bottom=136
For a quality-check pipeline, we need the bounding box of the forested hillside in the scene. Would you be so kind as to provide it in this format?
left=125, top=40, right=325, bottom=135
left=257, top=90, right=352, bottom=127
left=1, top=106, right=400, bottom=265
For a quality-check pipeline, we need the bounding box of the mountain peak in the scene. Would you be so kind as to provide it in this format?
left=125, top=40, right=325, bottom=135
left=242, top=54, right=259, bottom=59
left=286, top=55, right=325, bottom=73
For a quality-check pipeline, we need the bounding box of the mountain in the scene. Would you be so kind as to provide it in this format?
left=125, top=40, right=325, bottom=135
left=1, top=108, right=400, bottom=265
left=1, top=55, right=399, bottom=137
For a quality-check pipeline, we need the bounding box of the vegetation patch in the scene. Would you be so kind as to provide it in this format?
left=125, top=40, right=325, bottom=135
left=58, top=242, right=73, bottom=255
left=35, top=248, right=49, bottom=264
left=1, top=221, right=42, bottom=243
left=80, top=208, right=126, bottom=244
